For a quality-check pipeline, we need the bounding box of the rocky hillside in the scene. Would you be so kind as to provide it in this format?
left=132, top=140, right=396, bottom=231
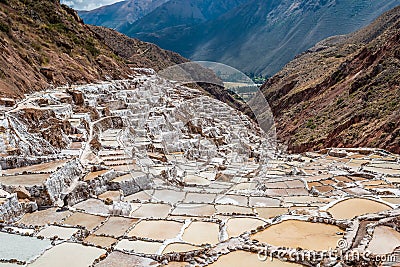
left=0, top=0, right=206, bottom=99
left=0, top=0, right=135, bottom=98
left=88, top=25, right=188, bottom=71
left=262, top=6, right=400, bottom=154
left=82, top=0, right=400, bottom=77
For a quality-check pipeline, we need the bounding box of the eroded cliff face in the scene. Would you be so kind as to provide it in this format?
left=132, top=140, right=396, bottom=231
left=262, top=6, right=400, bottom=154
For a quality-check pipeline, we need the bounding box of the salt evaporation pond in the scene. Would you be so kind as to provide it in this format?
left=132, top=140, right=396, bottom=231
left=127, top=220, right=183, bottom=240
left=367, top=226, right=400, bottom=254
left=209, top=251, right=303, bottom=266
left=251, top=220, right=344, bottom=251
left=0, top=232, right=51, bottom=263
left=29, top=243, right=105, bottom=267
left=227, top=217, right=265, bottom=237
left=327, top=198, right=392, bottom=220
left=182, top=221, right=220, bottom=244
left=162, top=243, right=200, bottom=254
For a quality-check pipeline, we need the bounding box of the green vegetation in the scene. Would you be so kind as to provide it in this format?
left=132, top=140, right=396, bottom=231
left=0, top=21, right=10, bottom=33
left=336, top=98, right=344, bottom=105
left=306, top=119, right=317, bottom=129
left=85, top=38, right=100, bottom=57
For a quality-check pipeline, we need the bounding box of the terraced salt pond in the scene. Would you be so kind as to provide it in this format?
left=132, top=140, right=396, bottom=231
left=1, top=76, right=400, bottom=266
left=0, top=232, right=52, bottom=263
left=182, top=221, right=220, bottom=244
left=209, top=251, right=303, bottom=266
left=227, top=217, right=265, bottom=237
left=251, top=220, right=344, bottom=251
left=327, top=198, right=392, bottom=220
left=94, top=251, right=157, bottom=267
left=28, top=243, right=105, bottom=267
left=367, top=226, right=400, bottom=254
left=0, top=174, right=50, bottom=186
left=162, top=243, right=201, bottom=254
left=114, top=239, right=162, bottom=254
left=63, top=212, right=106, bottom=231
left=94, top=217, right=137, bottom=237
left=36, top=225, right=79, bottom=240
left=127, top=220, right=183, bottom=240
left=130, top=203, right=172, bottom=218
left=17, top=208, right=72, bottom=226
left=84, top=235, right=118, bottom=248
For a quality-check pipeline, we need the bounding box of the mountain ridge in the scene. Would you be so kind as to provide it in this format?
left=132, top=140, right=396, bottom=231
left=261, top=5, right=400, bottom=154
left=80, top=0, right=400, bottom=77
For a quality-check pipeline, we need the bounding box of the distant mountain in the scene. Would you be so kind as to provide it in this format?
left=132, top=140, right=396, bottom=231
left=78, top=0, right=169, bottom=30
left=83, top=0, right=400, bottom=77
left=261, top=6, right=400, bottom=153
left=118, top=0, right=248, bottom=33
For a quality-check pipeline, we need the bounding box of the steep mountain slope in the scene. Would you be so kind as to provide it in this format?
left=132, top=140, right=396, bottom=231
left=88, top=25, right=188, bottom=71
left=0, top=0, right=132, bottom=98
left=117, top=0, right=400, bottom=77
left=261, top=6, right=400, bottom=153
left=78, top=0, right=169, bottom=30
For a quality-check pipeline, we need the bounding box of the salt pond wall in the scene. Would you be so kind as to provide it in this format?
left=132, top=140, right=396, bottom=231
left=0, top=194, right=24, bottom=223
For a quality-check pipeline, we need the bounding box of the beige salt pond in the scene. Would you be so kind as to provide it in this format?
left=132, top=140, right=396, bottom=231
left=127, top=220, right=183, bottom=240
left=124, top=190, right=153, bottom=202
left=73, top=198, right=110, bottom=214
left=18, top=208, right=72, bottom=226
left=182, top=221, right=220, bottom=245
left=130, top=203, right=172, bottom=218
left=208, top=250, right=303, bottom=267
left=251, top=220, right=344, bottom=251
left=83, top=170, right=109, bottom=181
left=94, top=251, right=158, bottom=267
left=63, top=212, right=106, bottom=231
left=152, top=189, right=186, bottom=204
left=162, top=243, right=201, bottom=254
left=227, top=217, right=265, bottom=237
left=114, top=239, right=162, bottom=254
left=327, top=198, right=392, bottom=220
left=84, top=235, right=118, bottom=248
left=0, top=174, right=50, bottom=186
left=184, top=192, right=216, bottom=203
left=255, top=207, right=288, bottom=219
left=94, top=217, right=137, bottom=237
left=29, top=242, right=105, bottom=267
left=367, top=226, right=400, bottom=255
left=2, top=160, right=68, bottom=175
left=36, top=225, right=79, bottom=240
left=171, top=204, right=216, bottom=217
left=98, top=191, right=121, bottom=202
left=184, top=174, right=211, bottom=186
